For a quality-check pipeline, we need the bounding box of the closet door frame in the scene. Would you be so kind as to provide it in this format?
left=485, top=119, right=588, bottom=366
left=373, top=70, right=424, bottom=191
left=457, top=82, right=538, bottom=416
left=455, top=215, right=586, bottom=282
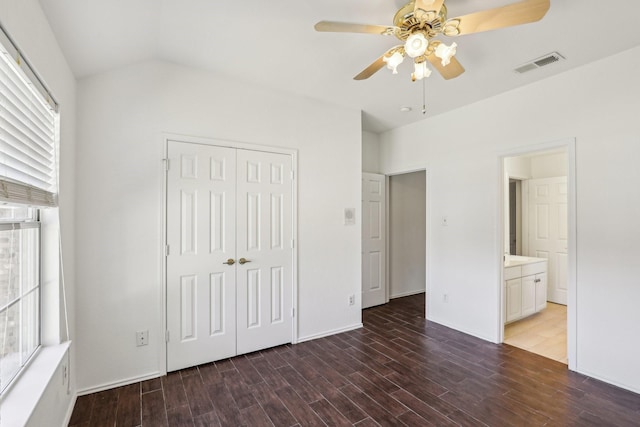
left=160, top=133, right=298, bottom=374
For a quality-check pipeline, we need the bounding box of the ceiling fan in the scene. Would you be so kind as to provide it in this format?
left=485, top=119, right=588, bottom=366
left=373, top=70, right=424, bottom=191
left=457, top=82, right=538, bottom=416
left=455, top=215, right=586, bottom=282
left=315, top=0, right=550, bottom=81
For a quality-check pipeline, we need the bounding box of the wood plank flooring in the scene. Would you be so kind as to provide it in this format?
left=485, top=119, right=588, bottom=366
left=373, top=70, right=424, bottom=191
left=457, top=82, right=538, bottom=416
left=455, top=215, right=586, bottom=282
left=68, top=294, right=640, bottom=426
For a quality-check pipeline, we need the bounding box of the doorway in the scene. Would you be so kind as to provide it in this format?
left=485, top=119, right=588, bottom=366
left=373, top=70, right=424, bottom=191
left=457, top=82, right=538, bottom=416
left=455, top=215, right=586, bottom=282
left=388, top=171, right=427, bottom=300
left=501, top=145, right=575, bottom=366
left=165, top=138, right=296, bottom=372
left=361, top=170, right=427, bottom=312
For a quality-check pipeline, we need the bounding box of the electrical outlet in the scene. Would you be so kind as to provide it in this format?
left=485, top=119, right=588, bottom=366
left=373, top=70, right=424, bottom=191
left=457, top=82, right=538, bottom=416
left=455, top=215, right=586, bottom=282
left=136, top=330, right=149, bottom=347
left=349, top=294, right=355, bottom=306
left=443, top=294, right=449, bottom=303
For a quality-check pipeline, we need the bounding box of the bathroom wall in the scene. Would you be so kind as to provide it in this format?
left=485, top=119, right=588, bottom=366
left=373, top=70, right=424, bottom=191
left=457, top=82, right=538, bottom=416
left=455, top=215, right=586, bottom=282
left=531, top=152, right=567, bottom=178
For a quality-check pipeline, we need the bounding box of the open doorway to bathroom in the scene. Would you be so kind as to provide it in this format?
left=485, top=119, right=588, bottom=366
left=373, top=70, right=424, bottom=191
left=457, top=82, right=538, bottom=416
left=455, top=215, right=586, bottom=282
left=502, top=148, right=569, bottom=364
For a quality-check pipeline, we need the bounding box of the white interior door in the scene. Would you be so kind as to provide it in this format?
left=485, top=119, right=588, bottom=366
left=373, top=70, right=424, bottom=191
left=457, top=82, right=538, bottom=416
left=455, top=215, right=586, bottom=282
left=166, top=141, right=237, bottom=371
left=528, top=177, right=568, bottom=305
left=362, top=173, right=386, bottom=308
left=236, top=149, right=293, bottom=354
left=166, top=141, right=293, bottom=372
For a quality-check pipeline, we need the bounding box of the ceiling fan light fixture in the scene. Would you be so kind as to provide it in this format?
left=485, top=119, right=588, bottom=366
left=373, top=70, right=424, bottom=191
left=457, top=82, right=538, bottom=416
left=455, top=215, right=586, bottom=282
left=435, top=42, right=457, bottom=66
left=404, top=32, right=428, bottom=58
left=411, top=60, right=431, bottom=81
left=383, top=51, right=404, bottom=74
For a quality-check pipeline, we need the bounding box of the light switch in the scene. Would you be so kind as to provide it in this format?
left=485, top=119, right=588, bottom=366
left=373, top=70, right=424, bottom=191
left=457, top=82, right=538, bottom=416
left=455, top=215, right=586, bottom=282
left=344, top=208, right=356, bottom=225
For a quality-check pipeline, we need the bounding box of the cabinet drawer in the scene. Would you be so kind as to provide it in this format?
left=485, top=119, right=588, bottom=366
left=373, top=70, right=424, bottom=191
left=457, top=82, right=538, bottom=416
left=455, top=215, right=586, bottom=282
left=504, top=266, right=522, bottom=280
left=522, top=261, right=546, bottom=276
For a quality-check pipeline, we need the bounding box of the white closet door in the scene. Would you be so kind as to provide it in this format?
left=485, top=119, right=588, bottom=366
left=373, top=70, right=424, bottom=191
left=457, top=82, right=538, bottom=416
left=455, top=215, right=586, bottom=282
left=166, top=141, right=237, bottom=371
left=235, top=149, right=293, bottom=354
left=362, top=173, right=386, bottom=308
left=528, top=177, right=568, bottom=305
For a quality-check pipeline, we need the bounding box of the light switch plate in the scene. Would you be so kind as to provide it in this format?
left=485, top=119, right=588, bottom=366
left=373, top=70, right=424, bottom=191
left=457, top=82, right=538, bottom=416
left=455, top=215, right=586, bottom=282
left=344, top=208, right=356, bottom=225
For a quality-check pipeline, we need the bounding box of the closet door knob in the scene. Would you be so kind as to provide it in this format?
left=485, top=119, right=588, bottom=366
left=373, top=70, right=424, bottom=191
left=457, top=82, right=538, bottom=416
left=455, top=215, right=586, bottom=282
left=223, top=258, right=235, bottom=265
left=239, top=258, right=251, bottom=265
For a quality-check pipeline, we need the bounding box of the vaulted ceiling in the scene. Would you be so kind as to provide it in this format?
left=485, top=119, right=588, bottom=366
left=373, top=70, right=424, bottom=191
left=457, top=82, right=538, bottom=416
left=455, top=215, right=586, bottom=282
left=38, top=0, right=640, bottom=133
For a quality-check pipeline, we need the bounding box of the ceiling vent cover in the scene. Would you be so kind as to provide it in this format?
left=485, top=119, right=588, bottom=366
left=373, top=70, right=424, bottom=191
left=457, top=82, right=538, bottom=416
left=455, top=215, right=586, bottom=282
left=515, top=52, right=565, bottom=74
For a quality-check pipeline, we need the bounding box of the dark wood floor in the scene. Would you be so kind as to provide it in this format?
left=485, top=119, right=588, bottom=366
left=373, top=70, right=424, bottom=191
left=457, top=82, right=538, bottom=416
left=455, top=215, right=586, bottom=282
left=69, top=294, right=640, bottom=426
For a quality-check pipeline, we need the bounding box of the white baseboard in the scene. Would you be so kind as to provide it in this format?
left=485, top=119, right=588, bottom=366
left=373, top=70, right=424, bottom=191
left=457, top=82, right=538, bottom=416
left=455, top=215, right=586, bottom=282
left=390, top=289, right=426, bottom=299
left=77, top=371, right=163, bottom=396
left=63, top=393, right=78, bottom=426
left=426, top=315, right=496, bottom=343
left=297, top=323, right=363, bottom=343
left=574, top=368, right=640, bottom=395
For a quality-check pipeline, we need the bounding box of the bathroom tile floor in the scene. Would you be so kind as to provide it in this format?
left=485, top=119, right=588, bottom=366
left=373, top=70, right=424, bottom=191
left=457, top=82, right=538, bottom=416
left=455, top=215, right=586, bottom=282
left=504, top=302, right=568, bottom=364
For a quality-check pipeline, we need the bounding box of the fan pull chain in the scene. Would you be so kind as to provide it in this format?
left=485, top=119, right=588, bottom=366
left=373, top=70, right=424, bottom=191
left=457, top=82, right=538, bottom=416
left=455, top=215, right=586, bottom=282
left=422, top=78, right=427, bottom=115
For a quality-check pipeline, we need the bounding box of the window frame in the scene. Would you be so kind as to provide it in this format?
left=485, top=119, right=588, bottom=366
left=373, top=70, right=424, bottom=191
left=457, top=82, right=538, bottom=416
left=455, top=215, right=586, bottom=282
left=0, top=208, right=42, bottom=394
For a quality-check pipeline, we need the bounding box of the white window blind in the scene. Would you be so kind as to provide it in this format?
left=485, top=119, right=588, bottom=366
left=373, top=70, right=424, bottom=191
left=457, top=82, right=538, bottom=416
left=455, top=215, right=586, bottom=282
left=0, top=29, right=58, bottom=207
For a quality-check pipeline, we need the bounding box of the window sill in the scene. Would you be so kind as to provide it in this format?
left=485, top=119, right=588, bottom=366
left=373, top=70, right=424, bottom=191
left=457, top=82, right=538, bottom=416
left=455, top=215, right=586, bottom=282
left=1, top=341, right=72, bottom=426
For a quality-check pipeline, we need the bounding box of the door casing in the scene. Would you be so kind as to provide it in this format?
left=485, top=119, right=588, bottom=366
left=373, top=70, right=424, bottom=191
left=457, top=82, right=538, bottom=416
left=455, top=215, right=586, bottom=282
left=160, top=133, right=298, bottom=374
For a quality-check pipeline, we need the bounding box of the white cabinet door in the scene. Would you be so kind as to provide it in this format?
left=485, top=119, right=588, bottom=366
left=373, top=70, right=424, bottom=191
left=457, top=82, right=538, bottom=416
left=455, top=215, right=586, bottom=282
left=521, top=275, right=536, bottom=317
left=362, top=173, right=386, bottom=309
left=236, top=149, right=293, bottom=355
left=505, top=278, right=522, bottom=323
left=528, top=177, right=568, bottom=305
left=166, top=142, right=237, bottom=371
left=167, top=141, right=293, bottom=371
left=535, top=272, right=548, bottom=312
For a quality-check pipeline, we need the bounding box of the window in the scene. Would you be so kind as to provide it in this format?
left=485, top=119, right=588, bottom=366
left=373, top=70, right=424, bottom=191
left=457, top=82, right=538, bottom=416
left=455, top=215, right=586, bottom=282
left=0, top=25, right=58, bottom=393
left=0, top=207, right=40, bottom=392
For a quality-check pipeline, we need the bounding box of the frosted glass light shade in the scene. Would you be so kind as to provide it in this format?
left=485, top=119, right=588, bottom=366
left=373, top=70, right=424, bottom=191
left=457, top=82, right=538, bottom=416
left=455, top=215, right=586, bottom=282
left=412, top=61, right=432, bottom=81
left=435, top=42, right=457, bottom=66
left=404, top=33, right=428, bottom=58
left=383, top=51, right=404, bottom=74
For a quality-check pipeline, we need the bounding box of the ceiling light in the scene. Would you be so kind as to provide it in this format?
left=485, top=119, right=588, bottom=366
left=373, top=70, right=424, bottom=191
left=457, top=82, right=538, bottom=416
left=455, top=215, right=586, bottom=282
left=399, top=106, right=412, bottom=112
left=383, top=51, right=404, bottom=74
left=435, top=42, right=457, bottom=66
left=411, top=61, right=432, bottom=82
left=404, top=33, right=428, bottom=58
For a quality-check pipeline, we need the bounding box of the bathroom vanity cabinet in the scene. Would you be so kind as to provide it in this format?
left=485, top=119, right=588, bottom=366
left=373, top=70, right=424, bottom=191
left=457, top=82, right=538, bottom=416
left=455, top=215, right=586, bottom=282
left=504, top=258, right=548, bottom=323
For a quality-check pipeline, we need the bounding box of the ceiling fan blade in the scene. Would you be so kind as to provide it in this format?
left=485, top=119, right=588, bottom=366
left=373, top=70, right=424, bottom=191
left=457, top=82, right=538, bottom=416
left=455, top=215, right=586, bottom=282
left=444, top=0, right=550, bottom=36
left=354, top=46, right=403, bottom=80
left=354, top=57, right=385, bottom=80
left=314, top=21, right=398, bottom=36
left=426, top=53, right=465, bottom=80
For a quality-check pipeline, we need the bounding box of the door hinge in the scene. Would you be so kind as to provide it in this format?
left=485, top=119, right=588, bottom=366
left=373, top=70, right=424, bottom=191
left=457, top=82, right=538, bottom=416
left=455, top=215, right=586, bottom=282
left=163, top=158, right=170, bottom=171
left=165, top=330, right=170, bottom=342
left=291, top=307, right=295, bottom=317
left=291, top=239, right=295, bottom=249
left=165, top=245, right=170, bottom=256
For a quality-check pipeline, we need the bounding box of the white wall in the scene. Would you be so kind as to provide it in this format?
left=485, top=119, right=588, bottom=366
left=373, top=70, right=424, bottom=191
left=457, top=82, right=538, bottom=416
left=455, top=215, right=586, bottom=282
left=75, top=60, right=362, bottom=391
left=379, top=46, right=640, bottom=393
left=389, top=171, right=426, bottom=298
left=362, top=130, right=381, bottom=173
left=531, top=152, right=567, bottom=178
left=0, top=0, right=77, bottom=424
left=505, top=156, right=532, bottom=179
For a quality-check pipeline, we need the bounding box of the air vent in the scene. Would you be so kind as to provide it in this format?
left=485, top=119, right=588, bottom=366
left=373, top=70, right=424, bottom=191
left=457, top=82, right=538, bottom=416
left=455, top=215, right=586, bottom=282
left=514, top=52, right=565, bottom=74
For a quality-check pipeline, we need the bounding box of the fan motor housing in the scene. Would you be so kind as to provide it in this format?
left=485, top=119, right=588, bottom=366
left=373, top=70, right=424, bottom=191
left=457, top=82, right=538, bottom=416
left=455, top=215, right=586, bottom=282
left=393, top=2, right=448, bottom=40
